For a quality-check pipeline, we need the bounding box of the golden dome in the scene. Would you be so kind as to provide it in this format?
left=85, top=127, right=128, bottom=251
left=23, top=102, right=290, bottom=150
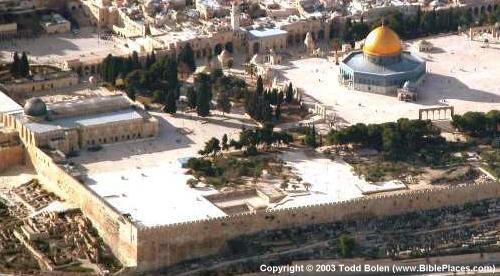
left=363, top=25, right=402, bottom=57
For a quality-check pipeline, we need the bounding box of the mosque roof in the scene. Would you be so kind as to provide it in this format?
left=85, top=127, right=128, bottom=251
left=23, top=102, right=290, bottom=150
left=24, top=98, right=48, bottom=117
left=341, top=51, right=424, bottom=76
left=363, top=25, right=402, bottom=57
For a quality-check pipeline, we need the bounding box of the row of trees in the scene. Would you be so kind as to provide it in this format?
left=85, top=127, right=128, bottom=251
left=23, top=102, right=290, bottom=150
left=326, top=119, right=448, bottom=162
left=198, top=124, right=293, bottom=157
left=335, top=7, right=500, bottom=45
left=244, top=76, right=295, bottom=123
left=452, top=110, right=500, bottom=137
left=10, top=51, right=30, bottom=78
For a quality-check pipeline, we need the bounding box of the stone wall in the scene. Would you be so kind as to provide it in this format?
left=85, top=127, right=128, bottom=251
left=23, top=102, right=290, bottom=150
left=0, top=145, right=24, bottom=172
left=23, top=145, right=138, bottom=267
left=136, top=181, right=500, bottom=272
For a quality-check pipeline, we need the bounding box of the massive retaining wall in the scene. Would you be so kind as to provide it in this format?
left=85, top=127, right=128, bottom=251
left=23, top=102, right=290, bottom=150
left=24, top=146, right=138, bottom=267
left=0, top=145, right=24, bottom=173
left=136, top=181, right=500, bottom=272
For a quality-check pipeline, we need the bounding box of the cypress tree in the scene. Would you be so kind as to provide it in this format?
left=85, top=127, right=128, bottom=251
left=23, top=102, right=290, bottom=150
left=256, top=75, right=264, bottom=96
left=196, top=73, right=211, bottom=117
left=11, top=52, right=20, bottom=77
left=132, top=51, right=141, bottom=70
left=20, top=52, right=29, bottom=77
left=150, top=50, right=156, bottom=65
left=186, top=86, right=197, bottom=109
left=164, top=89, right=177, bottom=114
left=178, top=44, right=196, bottom=73
left=285, top=82, right=294, bottom=103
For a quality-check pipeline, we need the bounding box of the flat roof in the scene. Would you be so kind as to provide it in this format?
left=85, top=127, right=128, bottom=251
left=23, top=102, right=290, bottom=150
left=249, top=28, right=288, bottom=39
left=0, top=90, right=23, bottom=115
left=85, top=164, right=227, bottom=227
left=25, top=109, right=143, bottom=133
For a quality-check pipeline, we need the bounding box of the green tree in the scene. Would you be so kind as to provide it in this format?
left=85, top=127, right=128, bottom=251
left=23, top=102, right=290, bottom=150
left=186, top=86, right=197, bottom=109
left=178, top=43, right=196, bottom=73
left=217, top=90, right=231, bottom=115
left=10, top=52, right=20, bottom=77
left=304, top=125, right=317, bottom=148
left=195, top=73, right=212, bottom=117
left=20, top=52, right=30, bottom=77
left=164, top=89, right=177, bottom=114
left=337, top=234, right=356, bottom=258
left=256, top=75, right=264, bottom=96
left=285, top=82, right=294, bottom=103
left=131, top=51, right=141, bottom=70
left=199, top=137, right=221, bottom=157
left=153, top=90, right=164, bottom=103
left=221, top=134, right=229, bottom=151
left=275, top=104, right=282, bottom=120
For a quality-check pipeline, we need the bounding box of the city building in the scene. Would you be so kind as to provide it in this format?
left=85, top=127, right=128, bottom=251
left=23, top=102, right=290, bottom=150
left=339, top=24, right=426, bottom=95
left=1, top=94, right=158, bottom=154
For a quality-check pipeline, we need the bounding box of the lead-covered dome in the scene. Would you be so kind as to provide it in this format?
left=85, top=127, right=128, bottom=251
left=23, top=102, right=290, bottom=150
left=363, top=25, right=402, bottom=57
left=24, top=98, right=47, bottom=117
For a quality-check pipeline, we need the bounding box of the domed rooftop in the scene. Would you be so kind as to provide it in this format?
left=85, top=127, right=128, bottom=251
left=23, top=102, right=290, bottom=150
left=363, top=25, right=402, bottom=57
left=24, top=98, right=47, bottom=117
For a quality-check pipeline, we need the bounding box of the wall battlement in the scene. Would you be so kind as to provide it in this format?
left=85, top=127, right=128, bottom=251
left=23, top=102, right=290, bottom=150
left=17, top=138, right=500, bottom=273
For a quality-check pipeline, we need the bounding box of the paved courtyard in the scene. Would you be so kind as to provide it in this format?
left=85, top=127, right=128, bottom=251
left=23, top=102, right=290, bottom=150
left=280, top=34, right=500, bottom=124
left=0, top=27, right=128, bottom=66
left=71, top=110, right=253, bottom=226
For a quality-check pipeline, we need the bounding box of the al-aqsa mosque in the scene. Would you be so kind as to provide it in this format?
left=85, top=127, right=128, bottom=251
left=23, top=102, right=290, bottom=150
left=339, top=24, right=426, bottom=96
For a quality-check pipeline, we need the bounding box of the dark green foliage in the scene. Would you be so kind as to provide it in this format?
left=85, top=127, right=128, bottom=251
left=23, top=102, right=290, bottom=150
left=10, top=51, right=30, bottom=78
left=452, top=110, right=500, bottom=137
left=285, top=82, right=294, bottom=104
left=244, top=78, right=274, bottom=123
left=186, top=158, right=222, bottom=177
left=20, top=52, right=30, bottom=77
left=336, top=8, right=486, bottom=44
left=105, top=54, right=179, bottom=101
left=304, top=125, right=317, bottom=148
left=256, top=75, right=264, bottom=96
left=186, top=86, right=197, bottom=109
left=229, top=124, right=293, bottom=154
left=275, top=104, right=281, bottom=120
left=164, top=89, right=177, bottom=114
left=327, top=119, right=446, bottom=162
left=195, top=73, right=212, bottom=117
left=10, top=52, right=20, bottom=77
left=178, top=43, right=196, bottom=73
left=337, top=234, right=356, bottom=258
left=222, top=134, right=229, bottom=151
left=217, top=90, right=231, bottom=114
left=199, top=137, right=221, bottom=156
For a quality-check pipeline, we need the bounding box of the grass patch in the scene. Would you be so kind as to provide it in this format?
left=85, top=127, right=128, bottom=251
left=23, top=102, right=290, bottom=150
left=481, top=149, right=500, bottom=180
left=349, top=156, right=424, bottom=183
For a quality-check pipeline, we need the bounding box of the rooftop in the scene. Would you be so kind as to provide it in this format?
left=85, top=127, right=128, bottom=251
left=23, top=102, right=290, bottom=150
left=248, top=28, right=288, bottom=39
left=85, top=164, right=227, bottom=227
left=0, top=90, right=22, bottom=115
left=23, top=109, right=143, bottom=134
left=342, top=51, right=424, bottom=76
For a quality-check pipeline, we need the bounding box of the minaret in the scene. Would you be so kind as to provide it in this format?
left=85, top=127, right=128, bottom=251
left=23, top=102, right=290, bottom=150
left=231, top=2, right=240, bottom=31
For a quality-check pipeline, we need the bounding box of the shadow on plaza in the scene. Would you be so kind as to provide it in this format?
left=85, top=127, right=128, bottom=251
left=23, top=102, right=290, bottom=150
left=69, top=115, right=196, bottom=166
left=418, top=73, right=500, bottom=105
left=173, top=111, right=255, bottom=130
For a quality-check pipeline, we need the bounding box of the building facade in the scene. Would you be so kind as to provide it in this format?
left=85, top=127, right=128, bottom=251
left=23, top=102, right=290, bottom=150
left=339, top=25, right=426, bottom=95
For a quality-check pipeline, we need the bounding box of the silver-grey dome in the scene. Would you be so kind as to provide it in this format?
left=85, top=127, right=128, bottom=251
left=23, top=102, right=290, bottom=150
left=24, top=98, right=47, bottom=117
